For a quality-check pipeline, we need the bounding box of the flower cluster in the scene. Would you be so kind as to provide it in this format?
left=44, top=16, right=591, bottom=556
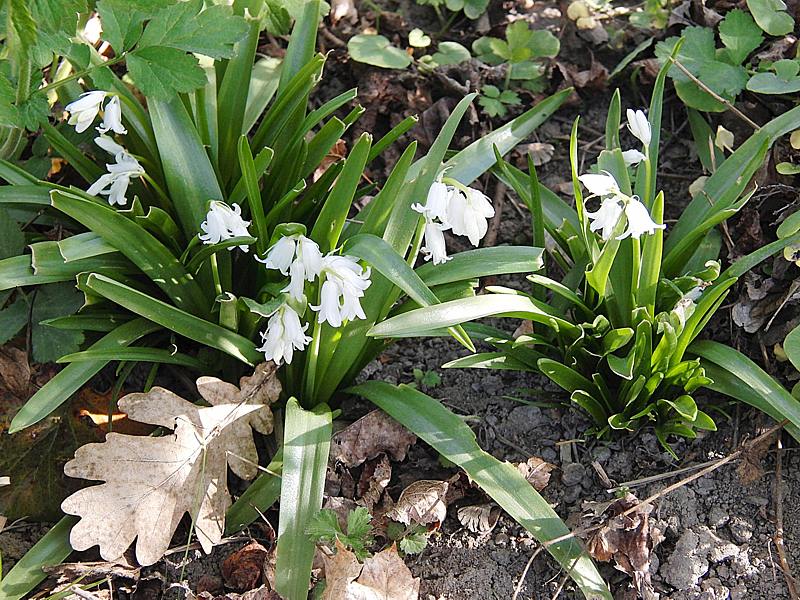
left=255, top=234, right=371, bottom=365
left=412, top=177, right=495, bottom=265
left=578, top=108, right=664, bottom=241
left=199, top=202, right=252, bottom=252
left=65, top=90, right=144, bottom=206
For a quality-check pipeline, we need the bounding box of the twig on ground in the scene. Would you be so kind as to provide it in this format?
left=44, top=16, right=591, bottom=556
left=543, top=420, right=787, bottom=549
left=773, top=437, right=800, bottom=599
left=550, top=571, right=569, bottom=600
left=512, top=546, right=544, bottom=600
left=609, top=456, right=727, bottom=491
left=483, top=182, right=507, bottom=248
left=668, top=58, right=759, bottom=130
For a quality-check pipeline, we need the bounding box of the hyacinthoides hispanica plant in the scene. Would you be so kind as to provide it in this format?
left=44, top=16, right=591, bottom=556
left=366, top=58, right=800, bottom=457
left=0, top=2, right=614, bottom=599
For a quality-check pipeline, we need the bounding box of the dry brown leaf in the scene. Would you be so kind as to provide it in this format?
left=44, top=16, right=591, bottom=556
left=358, top=455, right=392, bottom=511
left=330, top=0, right=357, bottom=25
left=345, top=544, right=420, bottom=600
left=322, top=540, right=363, bottom=600
left=386, top=480, right=448, bottom=526
left=222, top=541, right=270, bottom=591
left=518, top=142, right=555, bottom=166
left=0, top=347, right=31, bottom=397
left=330, top=410, right=417, bottom=468
left=516, top=457, right=555, bottom=491
left=580, top=493, right=662, bottom=600
left=61, top=371, right=275, bottom=566
left=198, top=587, right=281, bottom=600
left=457, top=503, right=499, bottom=533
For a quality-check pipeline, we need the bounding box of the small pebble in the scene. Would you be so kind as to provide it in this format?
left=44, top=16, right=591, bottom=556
left=561, top=462, right=585, bottom=486
left=708, top=505, right=730, bottom=528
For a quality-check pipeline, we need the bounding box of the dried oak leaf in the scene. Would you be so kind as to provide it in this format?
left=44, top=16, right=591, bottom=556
left=516, top=457, right=555, bottom=492
left=581, top=493, right=661, bottom=600
left=386, top=480, right=448, bottom=527
left=345, top=544, right=420, bottom=600
left=61, top=382, right=268, bottom=566
left=322, top=540, right=362, bottom=600
left=330, top=410, right=417, bottom=468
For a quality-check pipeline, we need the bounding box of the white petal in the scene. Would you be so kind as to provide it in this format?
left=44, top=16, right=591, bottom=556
left=421, top=222, right=450, bottom=265
left=617, top=198, right=665, bottom=240
left=621, top=149, right=646, bottom=166
left=626, top=109, right=651, bottom=147
left=97, top=96, right=127, bottom=135
left=94, top=135, right=127, bottom=158
left=260, top=236, right=296, bottom=273
left=578, top=172, right=619, bottom=197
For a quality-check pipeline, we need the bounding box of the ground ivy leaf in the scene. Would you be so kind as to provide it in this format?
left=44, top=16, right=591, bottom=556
left=28, top=283, right=85, bottom=364
left=127, top=46, right=207, bottom=99
left=746, top=0, right=794, bottom=36
left=138, top=0, right=249, bottom=60
left=528, top=29, right=560, bottom=58
left=718, top=9, right=763, bottom=65
left=431, top=41, right=471, bottom=66
left=347, top=34, right=411, bottom=70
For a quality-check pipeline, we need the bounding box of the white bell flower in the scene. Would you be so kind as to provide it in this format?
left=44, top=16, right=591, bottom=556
left=65, top=91, right=107, bottom=133
left=94, top=135, right=128, bottom=161
left=259, top=235, right=323, bottom=301
left=578, top=171, right=620, bottom=197
left=420, top=221, right=451, bottom=265
left=586, top=197, right=624, bottom=241
left=412, top=179, right=451, bottom=224
left=260, top=236, right=296, bottom=274
left=447, top=186, right=495, bottom=246
left=97, top=95, right=126, bottom=135
left=311, top=254, right=371, bottom=327
left=627, top=109, right=651, bottom=147
left=86, top=153, right=145, bottom=206
left=256, top=304, right=311, bottom=365
left=622, top=149, right=646, bottom=166
left=198, top=201, right=252, bottom=251
left=617, top=197, right=665, bottom=240
left=673, top=286, right=704, bottom=327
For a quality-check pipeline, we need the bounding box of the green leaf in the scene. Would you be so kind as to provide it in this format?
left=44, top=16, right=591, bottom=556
left=49, top=190, right=209, bottom=316
left=350, top=381, right=612, bottom=599
left=718, top=9, right=763, bottom=65
left=747, top=60, right=800, bottom=94
left=138, top=0, right=249, bottom=59
left=431, top=41, right=471, bottom=65
left=81, top=273, right=262, bottom=365
left=29, top=283, right=85, bottom=363
left=9, top=319, right=160, bottom=432
left=127, top=46, right=207, bottom=100
left=478, top=95, right=506, bottom=118
left=408, top=28, right=431, bottom=48
left=0, top=208, right=25, bottom=259
left=96, top=0, right=147, bottom=52
left=746, top=0, right=794, bottom=35
left=472, top=37, right=504, bottom=65
left=691, top=340, right=800, bottom=440
left=0, top=516, right=77, bottom=600
left=9, top=0, right=38, bottom=50
left=0, top=296, right=27, bottom=344
left=528, top=29, right=560, bottom=58
left=347, top=34, right=411, bottom=69
left=399, top=529, right=428, bottom=555
left=275, top=399, right=332, bottom=600
left=225, top=449, right=283, bottom=534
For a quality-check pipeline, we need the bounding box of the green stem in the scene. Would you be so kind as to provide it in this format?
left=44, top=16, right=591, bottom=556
left=0, top=56, right=31, bottom=159
left=210, top=254, right=224, bottom=297
left=304, top=290, right=324, bottom=406
left=36, top=54, right=128, bottom=96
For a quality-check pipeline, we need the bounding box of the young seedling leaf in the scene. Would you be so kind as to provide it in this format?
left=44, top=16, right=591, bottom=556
left=348, top=34, right=412, bottom=69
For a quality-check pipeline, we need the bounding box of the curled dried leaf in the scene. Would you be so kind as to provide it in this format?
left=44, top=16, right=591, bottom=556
left=222, top=541, right=270, bottom=592
left=358, top=455, right=392, bottom=512
left=322, top=540, right=363, bottom=600
left=580, top=493, right=662, bottom=600
left=346, top=544, right=420, bottom=600
left=387, top=480, right=448, bottom=527
left=330, top=410, right=417, bottom=468
left=516, top=457, right=555, bottom=492
left=457, top=503, right=500, bottom=533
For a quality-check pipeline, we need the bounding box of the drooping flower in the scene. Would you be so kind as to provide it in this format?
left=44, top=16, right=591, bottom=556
left=420, top=221, right=451, bottom=265
left=259, top=235, right=323, bottom=301
left=412, top=179, right=451, bottom=224
left=586, top=197, right=624, bottom=241
left=311, top=255, right=371, bottom=327
left=198, top=201, right=252, bottom=251
left=448, top=186, right=495, bottom=246
left=259, top=236, right=296, bottom=274
left=617, top=197, right=665, bottom=240
left=65, top=91, right=107, bottom=133
left=94, top=135, right=128, bottom=161
left=86, top=153, right=145, bottom=206
left=256, top=304, right=312, bottom=365
left=97, top=95, right=126, bottom=135
left=578, top=171, right=620, bottom=197
left=673, top=286, right=704, bottom=327
left=626, top=109, right=651, bottom=147
left=621, top=149, right=646, bottom=167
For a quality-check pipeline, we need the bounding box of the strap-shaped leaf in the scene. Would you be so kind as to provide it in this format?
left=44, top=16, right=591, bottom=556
left=416, top=246, right=543, bottom=287
left=50, top=190, right=209, bottom=317
left=81, top=273, right=262, bottom=365
left=9, top=318, right=160, bottom=432
left=274, top=398, right=331, bottom=600
left=349, top=381, right=612, bottom=600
